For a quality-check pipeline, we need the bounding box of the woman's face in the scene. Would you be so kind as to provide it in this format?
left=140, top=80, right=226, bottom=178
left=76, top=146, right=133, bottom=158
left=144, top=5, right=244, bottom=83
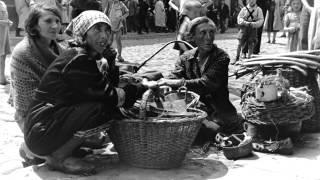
left=36, top=10, right=61, bottom=41
left=192, top=22, right=215, bottom=52
left=291, top=0, right=302, bottom=12
left=85, top=23, right=111, bottom=54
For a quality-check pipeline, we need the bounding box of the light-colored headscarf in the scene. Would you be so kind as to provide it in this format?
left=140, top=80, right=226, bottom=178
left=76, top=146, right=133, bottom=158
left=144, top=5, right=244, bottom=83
left=65, top=10, right=111, bottom=42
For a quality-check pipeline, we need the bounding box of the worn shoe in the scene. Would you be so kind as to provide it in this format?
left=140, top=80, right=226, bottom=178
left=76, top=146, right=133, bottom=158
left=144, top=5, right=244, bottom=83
left=252, top=137, right=293, bottom=155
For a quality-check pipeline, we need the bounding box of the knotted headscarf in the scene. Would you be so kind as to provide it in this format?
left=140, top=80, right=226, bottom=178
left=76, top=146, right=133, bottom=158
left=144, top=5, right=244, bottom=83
left=65, top=10, right=112, bottom=43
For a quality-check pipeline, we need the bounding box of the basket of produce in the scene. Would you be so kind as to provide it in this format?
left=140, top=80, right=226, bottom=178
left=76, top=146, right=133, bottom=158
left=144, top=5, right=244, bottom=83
left=237, top=53, right=320, bottom=132
left=240, top=71, right=315, bottom=126
left=108, top=88, right=206, bottom=169
left=216, top=133, right=253, bottom=160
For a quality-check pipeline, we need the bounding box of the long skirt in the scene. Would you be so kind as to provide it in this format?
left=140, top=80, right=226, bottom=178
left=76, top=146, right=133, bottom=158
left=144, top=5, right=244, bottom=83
left=0, top=23, right=10, bottom=56
left=24, top=101, right=116, bottom=156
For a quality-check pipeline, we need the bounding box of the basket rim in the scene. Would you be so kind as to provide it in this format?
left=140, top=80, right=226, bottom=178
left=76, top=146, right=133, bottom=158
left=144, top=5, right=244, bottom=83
left=117, top=108, right=207, bottom=123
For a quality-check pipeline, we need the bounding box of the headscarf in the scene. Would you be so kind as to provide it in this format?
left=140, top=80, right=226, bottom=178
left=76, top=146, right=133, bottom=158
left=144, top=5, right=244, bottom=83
left=65, top=10, right=111, bottom=43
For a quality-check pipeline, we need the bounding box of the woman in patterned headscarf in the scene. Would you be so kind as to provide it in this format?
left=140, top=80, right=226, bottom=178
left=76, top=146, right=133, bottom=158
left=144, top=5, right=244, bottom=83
left=24, top=10, right=145, bottom=175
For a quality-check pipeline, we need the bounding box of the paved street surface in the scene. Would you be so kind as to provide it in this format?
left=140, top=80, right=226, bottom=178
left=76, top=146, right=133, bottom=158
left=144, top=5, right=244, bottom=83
left=0, top=29, right=320, bottom=179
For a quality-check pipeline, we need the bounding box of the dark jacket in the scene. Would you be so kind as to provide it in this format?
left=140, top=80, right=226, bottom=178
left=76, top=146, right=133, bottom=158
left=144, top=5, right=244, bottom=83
left=168, top=45, right=237, bottom=116
left=24, top=47, right=119, bottom=155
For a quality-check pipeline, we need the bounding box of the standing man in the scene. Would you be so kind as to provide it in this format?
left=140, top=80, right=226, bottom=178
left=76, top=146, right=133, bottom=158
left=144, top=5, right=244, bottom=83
left=218, top=0, right=230, bottom=33
left=126, top=0, right=139, bottom=32
left=14, top=0, right=30, bottom=37
left=254, top=0, right=268, bottom=54
left=137, top=0, right=149, bottom=34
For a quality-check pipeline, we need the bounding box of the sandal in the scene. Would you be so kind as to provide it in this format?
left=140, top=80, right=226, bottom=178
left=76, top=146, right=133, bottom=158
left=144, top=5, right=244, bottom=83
left=47, top=157, right=96, bottom=175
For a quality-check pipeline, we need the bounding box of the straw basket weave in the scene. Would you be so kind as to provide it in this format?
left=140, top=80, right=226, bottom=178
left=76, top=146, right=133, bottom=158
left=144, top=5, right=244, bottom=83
left=261, top=67, right=320, bottom=132
left=108, top=89, right=207, bottom=169
left=241, top=81, right=315, bottom=126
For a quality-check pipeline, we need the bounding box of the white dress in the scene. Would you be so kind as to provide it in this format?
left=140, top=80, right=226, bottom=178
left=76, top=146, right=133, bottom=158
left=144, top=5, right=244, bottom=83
left=308, top=0, right=320, bottom=50
left=0, top=1, right=10, bottom=56
left=154, top=0, right=166, bottom=27
left=14, top=0, right=30, bottom=29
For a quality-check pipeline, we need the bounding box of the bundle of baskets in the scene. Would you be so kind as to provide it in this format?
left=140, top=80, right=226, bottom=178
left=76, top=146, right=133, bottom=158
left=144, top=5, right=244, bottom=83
left=235, top=51, right=320, bottom=132
left=108, top=87, right=207, bottom=169
left=241, top=88, right=315, bottom=125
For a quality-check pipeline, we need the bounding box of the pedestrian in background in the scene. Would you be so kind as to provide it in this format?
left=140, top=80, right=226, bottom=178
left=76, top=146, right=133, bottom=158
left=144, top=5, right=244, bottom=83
left=126, top=0, right=139, bottom=32
left=232, top=0, right=263, bottom=64
left=154, top=0, right=166, bottom=32
left=29, top=0, right=58, bottom=8
left=70, top=0, right=101, bottom=18
left=284, top=0, right=302, bottom=51
left=173, top=0, right=202, bottom=54
left=137, top=0, right=149, bottom=34
left=299, top=0, right=313, bottom=50
left=0, top=0, right=11, bottom=85
left=105, top=0, right=129, bottom=62
left=14, top=0, right=30, bottom=37
left=218, top=0, right=230, bottom=33
left=264, top=0, right=282, bottom=44
left=206, top=1, right=219, bottom=27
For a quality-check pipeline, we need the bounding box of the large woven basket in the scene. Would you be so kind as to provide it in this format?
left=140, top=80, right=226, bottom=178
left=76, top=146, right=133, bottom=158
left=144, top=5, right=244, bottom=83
left=261, top=67, right=320, bottom=132
left=108, top=89, right=207, bottom=169
left=241, top=89, right=314, bottom=125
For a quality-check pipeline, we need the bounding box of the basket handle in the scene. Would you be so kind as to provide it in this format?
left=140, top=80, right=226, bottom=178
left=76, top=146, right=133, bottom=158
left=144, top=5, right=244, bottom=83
left=177, top=86, right=200, bottom=109
left=139, top=88, right=164, bottom=120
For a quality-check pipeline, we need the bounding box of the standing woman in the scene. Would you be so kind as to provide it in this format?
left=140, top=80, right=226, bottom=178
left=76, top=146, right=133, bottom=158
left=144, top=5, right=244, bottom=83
left=264, top=0, right=282, bottom=44
left=0, top=0, right=11, bottom=85
left=24, top=10, right=143, bottom=174
left=104, top=0, right=129, bottom=62
left=14, top=0, right=30, bottom=37
left=154, top=0, right=166, bottom=32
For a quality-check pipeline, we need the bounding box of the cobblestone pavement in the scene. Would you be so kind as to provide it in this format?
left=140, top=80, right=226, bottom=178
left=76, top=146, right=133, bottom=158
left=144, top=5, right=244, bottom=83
left=1, top=29, right=320, bottom=179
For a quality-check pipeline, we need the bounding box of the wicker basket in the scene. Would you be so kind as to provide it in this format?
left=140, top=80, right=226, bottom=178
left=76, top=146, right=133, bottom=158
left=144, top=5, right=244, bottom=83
left=108, top=89, right=207, bottom=169
left=241, top=87, right=315, bottom=126
left=244, top=67, right=320, bottom=132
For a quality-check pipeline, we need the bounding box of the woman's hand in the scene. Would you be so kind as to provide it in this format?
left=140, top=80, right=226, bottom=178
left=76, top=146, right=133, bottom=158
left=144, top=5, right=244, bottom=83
left=141, top=78, right=158, bottom=89
left=157, top=78, right=184, bottom=88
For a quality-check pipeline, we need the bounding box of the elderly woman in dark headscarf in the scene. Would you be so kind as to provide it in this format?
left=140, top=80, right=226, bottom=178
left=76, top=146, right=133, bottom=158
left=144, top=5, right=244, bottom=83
left=24, top=10, right=143, bottom=175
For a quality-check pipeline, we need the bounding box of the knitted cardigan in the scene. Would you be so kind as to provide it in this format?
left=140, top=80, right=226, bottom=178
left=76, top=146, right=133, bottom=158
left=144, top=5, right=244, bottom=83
left=10, top=37, right=63, bottom=130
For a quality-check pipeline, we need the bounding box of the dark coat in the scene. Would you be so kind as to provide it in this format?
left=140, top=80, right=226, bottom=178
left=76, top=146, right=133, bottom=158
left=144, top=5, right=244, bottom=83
left=168, top=45, right=237, bottom=117
left=24, top=47, right=119, bottom=155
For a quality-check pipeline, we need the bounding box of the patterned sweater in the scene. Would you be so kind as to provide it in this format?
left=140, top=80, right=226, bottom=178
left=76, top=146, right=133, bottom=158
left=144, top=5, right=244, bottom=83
left=10, top=37, right=62, bottom=129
